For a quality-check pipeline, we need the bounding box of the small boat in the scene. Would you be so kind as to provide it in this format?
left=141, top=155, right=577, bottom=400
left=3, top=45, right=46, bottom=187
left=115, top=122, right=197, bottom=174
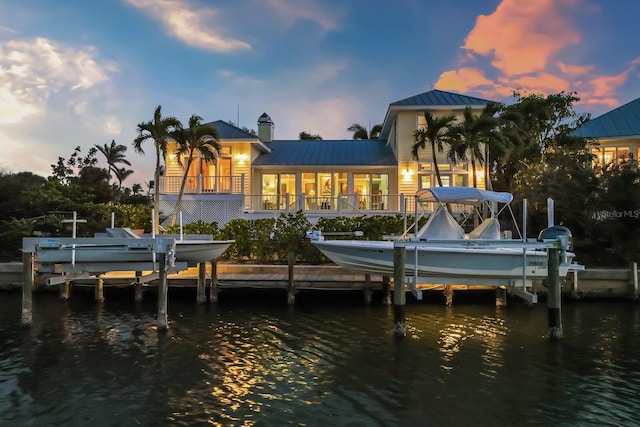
left=31, top=228, right=233, bottom=267
left=309, top=187, right=581, bottom=287
left=100, top=228, right=234, bottom=266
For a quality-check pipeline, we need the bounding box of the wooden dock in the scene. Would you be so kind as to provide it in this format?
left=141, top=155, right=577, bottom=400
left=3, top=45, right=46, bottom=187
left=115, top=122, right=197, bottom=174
left=3, top=262, right=640, bottom=298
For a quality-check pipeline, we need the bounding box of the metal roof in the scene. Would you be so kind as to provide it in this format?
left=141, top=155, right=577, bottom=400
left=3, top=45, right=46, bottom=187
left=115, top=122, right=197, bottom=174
left=206, top=120, right=259, bottom=139
left=573, top=97, right=640, bottom=138
left=390, top=89, right=494, bottom=107
left=252, top=140, right=397, bottom=166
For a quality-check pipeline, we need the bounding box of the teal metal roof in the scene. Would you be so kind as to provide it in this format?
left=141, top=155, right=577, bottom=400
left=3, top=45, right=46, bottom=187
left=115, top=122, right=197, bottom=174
left=391, top=89, right=494, bottom=107
left=573, top=97, right=640, bottom=138
left=207, top=120, right=258, bottom=139
left=252, top=140, right=396, bottom=166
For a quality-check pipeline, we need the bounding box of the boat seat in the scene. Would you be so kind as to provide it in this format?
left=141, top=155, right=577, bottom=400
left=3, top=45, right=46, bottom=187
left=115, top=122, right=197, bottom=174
left=467, top=218, right=501, bottom=240
left=416, top=205, right=465, bottom=240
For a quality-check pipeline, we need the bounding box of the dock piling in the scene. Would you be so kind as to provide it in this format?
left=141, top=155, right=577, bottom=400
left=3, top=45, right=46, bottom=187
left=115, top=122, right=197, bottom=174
left=382, top=275, right=391, bottom=305
left=210, top=260, right=218, bottom=303
left=21, top=251, right=34, bottom=327
left=287, top=251, right=296, bottom=305
left=547, top=248, right=562, bottom=339
left=496, top=286, right=507, bottom=307
left=157, top=253, right=169, bottom=330
left=134, top=271, right=143, bottom=302
left=364, top=274, right=372, bottom=304
left=95, top=275, right=104, bottom=302
left=631, top=261, right=638, bottom=300
left=393, top=245, right=406, bottom=337
left=60, top=279, right=71, bottom=301
left=443, top=285, right=454, bottom=306
left=197, top=262, right=207, bottom=304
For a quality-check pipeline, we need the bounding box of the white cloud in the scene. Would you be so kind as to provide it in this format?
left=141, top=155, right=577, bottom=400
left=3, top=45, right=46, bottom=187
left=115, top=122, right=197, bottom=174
left=124, top=0, right=251, bottom=52
left=0, top=37, right=115, bottom=124
left=0, top=35, right=156, bottom=181
left=262, top=0, right=343, bottom=32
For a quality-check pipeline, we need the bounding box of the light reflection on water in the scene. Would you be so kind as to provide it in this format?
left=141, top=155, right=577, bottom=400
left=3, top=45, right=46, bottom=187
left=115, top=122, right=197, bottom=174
left=0, top=290, right=639, bottom=426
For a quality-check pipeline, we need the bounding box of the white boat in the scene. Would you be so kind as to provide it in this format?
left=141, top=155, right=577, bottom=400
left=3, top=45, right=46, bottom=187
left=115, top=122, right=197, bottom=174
left=100, top=228, right=234, bottom=266
left=30, top=228, right=233, bottom=267
left=309, top=187, right=581, bottom=287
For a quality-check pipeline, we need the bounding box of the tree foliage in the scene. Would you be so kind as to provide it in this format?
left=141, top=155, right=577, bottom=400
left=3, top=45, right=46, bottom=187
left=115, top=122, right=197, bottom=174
left=299, top=131, right=323, bottom=140
left=347, top=123, right=383, bottom=139
left=134, top=105, right=182, bottom=233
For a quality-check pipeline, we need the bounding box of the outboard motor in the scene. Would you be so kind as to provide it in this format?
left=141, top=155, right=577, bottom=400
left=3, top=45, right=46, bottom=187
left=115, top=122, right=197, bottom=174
left=538, top=225, right=572, bottom=263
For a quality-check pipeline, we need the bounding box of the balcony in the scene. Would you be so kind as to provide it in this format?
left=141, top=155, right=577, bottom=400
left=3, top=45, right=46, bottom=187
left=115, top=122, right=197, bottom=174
left=160, top=175, right=245, bottom=194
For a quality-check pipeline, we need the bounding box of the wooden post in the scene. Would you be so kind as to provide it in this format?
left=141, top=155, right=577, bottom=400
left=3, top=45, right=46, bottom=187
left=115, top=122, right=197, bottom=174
left=60, top=278, right=71, bottom=301
left=210, top=260, right=219, bottom=304
left=393, top=245, right=406, bottom=337
left=287, top=251, right=296, bottom=305
left=495, top=286, right=507, bottom=307
left=134, top=271, right=143, bottom=302
left=547, top=248, right=562, bottom=339
left=631, top=261, right=638, bottom=300
left=382, top=275, right=391, bottom=305
left=443, top=285, right=454, bottom=306
left=364, top=273, right=372, bottom=304
left=95, top=275, right=104, bottom=303
left=157, top=253, right=169, bottom=330
left=197, top=262, right=207, bottom=304
left=570, top=269, right=580, bottom=300
left=22, top=251, right=34, bottom=327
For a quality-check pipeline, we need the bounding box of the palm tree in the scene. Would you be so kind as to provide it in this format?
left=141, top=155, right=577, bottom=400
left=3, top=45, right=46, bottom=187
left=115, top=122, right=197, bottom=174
left=114, top=167, right=134, bottom=190
left=447, top=104, right=504, bottom=188
left=411, top=112, right=456, bottom=187
left=170, top=115, right=221, bottom=226
left=95, top=140, right=131, bottom=185
left=133, top=105, right=182, bottom=234
left=347, top=123, right=383, bottom=139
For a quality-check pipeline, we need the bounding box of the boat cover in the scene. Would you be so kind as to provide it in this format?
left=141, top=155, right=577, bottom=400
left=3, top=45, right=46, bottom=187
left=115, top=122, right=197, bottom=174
left=416, top=187, right=513, bottom=205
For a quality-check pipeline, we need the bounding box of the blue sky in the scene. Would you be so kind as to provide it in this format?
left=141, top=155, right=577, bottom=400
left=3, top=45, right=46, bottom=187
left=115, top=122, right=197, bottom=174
left=1, top=0, right=639, bottom=185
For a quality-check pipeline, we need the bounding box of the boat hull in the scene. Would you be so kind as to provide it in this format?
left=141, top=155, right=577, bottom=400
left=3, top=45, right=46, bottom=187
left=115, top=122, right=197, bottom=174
left=311, top=240, right=575, bottom=286
left=32, top=239, right=233, bottom=266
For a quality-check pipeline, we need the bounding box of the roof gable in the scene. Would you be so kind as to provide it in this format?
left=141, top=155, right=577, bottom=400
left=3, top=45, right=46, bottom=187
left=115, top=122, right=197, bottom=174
left=573, top=97, right=640, bottom=138
left=207, top=120, right=258, bottom=139
left=390, top=89, right=494, bottom=107
left=252, top=140, right=397, bottom=167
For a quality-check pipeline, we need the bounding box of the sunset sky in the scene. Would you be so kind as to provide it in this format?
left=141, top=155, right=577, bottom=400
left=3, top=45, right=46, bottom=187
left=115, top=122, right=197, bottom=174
left=1, top=0, right=639, bottom=184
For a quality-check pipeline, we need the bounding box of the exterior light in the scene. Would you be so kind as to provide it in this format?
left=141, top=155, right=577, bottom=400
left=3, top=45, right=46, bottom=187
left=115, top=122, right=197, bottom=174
left=402, top=168, right=414, bottom=181
left=235, top=153, right=248, bottom=164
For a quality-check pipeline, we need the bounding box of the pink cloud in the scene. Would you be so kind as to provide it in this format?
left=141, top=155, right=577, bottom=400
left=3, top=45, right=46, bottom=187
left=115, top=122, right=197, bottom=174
left=558, top=62, right=593, bottom=77
left=463, top=0, right=581, bottom=76
left=434, top=0, right=637, bottom=110
left=436, top=67, right=493, bottom=93
left=590, top=71, right=628, bottom=98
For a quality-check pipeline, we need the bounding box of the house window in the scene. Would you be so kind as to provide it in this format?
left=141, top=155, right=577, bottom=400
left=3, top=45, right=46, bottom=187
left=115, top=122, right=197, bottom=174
left=594, top=146, right=630, bottom=165
left=419, top=174, right=431, bottom=189
left=262, top=173, right=296, bottom=209
left=454, top=175, right=467, bottom=187
left=417, top=113, right=427, bottom=130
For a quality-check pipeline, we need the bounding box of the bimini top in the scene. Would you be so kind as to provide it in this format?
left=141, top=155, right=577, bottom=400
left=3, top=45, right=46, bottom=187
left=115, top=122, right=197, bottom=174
left=416, top=187, right=513, bottom=205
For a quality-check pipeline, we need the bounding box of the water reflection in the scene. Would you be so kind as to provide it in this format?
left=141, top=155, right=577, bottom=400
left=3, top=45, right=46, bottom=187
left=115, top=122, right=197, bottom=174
left=1, top=293, right=640, bottom=426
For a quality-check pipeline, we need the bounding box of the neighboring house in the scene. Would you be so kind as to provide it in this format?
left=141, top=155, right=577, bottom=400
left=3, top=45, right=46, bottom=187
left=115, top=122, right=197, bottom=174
left=159, top=89, right=495, bottom=226
left=573, top=96, right=640, bottom=167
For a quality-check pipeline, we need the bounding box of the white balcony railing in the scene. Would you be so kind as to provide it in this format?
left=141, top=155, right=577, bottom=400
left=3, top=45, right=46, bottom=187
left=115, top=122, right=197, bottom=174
left=160, top=175, right=245, bottom=194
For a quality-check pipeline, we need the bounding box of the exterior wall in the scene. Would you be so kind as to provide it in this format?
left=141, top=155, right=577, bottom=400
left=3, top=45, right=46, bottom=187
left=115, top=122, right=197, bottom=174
left=590, top=136, right=640, bottom=165
left=394, top=106, right=488, bottom=197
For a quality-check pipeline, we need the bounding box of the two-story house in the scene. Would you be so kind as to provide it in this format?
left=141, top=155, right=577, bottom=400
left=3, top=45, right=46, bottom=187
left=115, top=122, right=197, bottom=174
left=573, top=96, right=640, bottom=167
left=159, top=89, right=495, bottom=226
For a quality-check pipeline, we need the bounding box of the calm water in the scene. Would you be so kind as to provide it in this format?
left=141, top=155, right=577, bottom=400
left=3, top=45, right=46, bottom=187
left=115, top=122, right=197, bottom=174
left=1, top=288, right=639, bottom=427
